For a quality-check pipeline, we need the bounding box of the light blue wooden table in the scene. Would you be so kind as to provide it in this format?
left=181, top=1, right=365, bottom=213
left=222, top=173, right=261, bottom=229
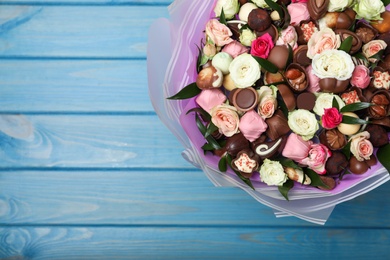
left=0, top=0, right=389, bottom=259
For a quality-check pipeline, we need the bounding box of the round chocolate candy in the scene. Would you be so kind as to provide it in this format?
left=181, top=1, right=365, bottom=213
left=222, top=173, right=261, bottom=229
left=349, top=156, right=369, bottom=175
left=248, top=8, right=272, bottom=32
left=296, top=92, right=316, bottom=110
left=319, top=128, right=347, bottom=150
left=229, top=87, right=258, bottom=112
left=325, top=151, right=348, bottom=176
left=223, top=133, right=250, bottom=157
left=365, top=124, right=389, bottom=147
left=337, top=112, right=361, bottom=135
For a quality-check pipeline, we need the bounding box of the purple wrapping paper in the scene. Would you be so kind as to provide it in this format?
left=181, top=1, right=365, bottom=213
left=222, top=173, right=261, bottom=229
left=147, top=0, right=390, bottom=225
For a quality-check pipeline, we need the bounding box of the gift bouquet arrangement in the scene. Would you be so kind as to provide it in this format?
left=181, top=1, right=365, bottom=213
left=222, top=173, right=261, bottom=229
left=147, top=0, right=390, bottom=224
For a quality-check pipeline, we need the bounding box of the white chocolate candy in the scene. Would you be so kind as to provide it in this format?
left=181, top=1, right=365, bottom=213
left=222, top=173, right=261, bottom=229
left=238, top=3, right=258, bottom=22
left=212, top=52, right=233, bottom=75
left=337, top=112, right=361, bottom=135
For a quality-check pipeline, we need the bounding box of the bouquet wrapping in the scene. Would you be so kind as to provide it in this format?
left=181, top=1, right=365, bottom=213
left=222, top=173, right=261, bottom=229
left=147, top=0, right=390, bottom=224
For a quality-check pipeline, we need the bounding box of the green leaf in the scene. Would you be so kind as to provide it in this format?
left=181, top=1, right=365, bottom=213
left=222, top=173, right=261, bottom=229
left=252, top=56, right=279, bottom=73
left=278, top=179, right=294, bottom=201
left=353, top=52, right=368, bottom=63
left=304, top=168, right=329, bottom=189
left=219, top=8, right=227, bottom=25
left=167, top=82, right=201, bottom=100
left=340, top=102, right=373, bottom=113
left=369, top=49, right=384, bottom=62
left=226, top=154, right=255, bottom=190
left=201, top=142, right=215, bottom=152
left=278, top=158, right=300, bottom=169
left=382, top=0, right=390, bottom=6
left=332, top=97, right=339, bottom=110
left=377, top=143, right=390, bottom=175
left=195, top=113, right=221, bottom=150
left=341, top=141, right=351, bottom=160
left=218, top=155, right=228, bottom=172
left=196, top=44, right=203, bottom=73
left=341, top=115, right=370, bottom=125
left=338, top=36, right=353, bottom=53
left=186, top=107, right=211, bottom=122
left=277, top=91, right=289, bottom=118
left=205, top=121, right=218, bottom=138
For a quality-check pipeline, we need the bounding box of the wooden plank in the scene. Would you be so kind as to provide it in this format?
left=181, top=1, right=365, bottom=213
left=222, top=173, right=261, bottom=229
left=0, top=170, right=389, bottom=227
left=0, top=59, right=154, bottom=113
left=1, top=0, right=172, bottom=4
left=0, top=226, right=389, bottom=259
left=0, top=114, right=191, bottom=168
left=0, top=5, right=169, bottom=58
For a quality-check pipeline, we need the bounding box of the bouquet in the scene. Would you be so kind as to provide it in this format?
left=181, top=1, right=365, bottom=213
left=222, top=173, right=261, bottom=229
left=147, top=0, right=390, bottom=224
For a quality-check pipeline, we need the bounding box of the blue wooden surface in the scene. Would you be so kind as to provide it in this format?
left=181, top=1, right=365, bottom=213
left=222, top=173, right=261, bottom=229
left=0, top=0, right=389, bottom=259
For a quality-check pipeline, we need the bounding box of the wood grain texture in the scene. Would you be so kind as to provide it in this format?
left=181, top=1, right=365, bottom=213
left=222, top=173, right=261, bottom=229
left=0, top=60, right=154, bottom=113
left=1, top=227, right=389, bottom=259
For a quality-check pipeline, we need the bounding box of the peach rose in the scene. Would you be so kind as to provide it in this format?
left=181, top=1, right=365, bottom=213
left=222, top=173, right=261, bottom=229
left=362, top=40, right=387, bottom=63
left=210, top=104, right=239, bottom=137
left=349, top=131, right=374, bottom=161
left=205, top=19, right=233, bottom=47
left=307, top=28, right=341, bottom=59
left=258, top=95, right=277, bottom=119
left=350, top=65, right=371, bottom=89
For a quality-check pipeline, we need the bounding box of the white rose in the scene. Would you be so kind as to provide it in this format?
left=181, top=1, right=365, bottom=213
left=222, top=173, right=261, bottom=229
left=214, top=0, right=240, bottom=20
left=259, top=159, right=287, bottom=186
left=311, top=49, right=355, bottom=80
left=252, top=0, right=277, bottom=9
left=353, top=0, right=385, bottom=21
left=239, top=28, right=256, bottom=47
left=349, top=131, right=374, bottom=161
left=288, top=109, right=319, bottom=141
left=313, top=92, right=345, bottom=116
left=229, top=53, right=261, bottom=88
left=328, top=0, right=354, bottom=12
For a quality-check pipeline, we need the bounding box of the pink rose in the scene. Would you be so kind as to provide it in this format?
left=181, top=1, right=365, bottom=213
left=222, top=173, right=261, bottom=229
left=276, top=26, right=298, bottom=50
left=362, top=40, right=387, bottom=63
left=307, top=28, right=341, bottom=59
left=195, top=89, right=227, bottom=113
left=258, top=95, right=277, bottom=119
left=299, top=144, right=331, bottom=175
left=282, top=133, right=311, bottom=162
left=306, top=65, right=320, bottom=93
left=250, top=33, right=274, bottom=59
left=239, top=110, right=268, bottom=142
left=210, top=104, right=239, bottom=137
left=222, top=40, right=249, bottom=58
left=350, top=65, right=371, bottom=89
left=349, top=131, right=374, bottom=161
left=205, top=19, right=233, bottom=47
left=287, top=3, right=310, bottom=26
left=321, top=107, right=343, bottom=129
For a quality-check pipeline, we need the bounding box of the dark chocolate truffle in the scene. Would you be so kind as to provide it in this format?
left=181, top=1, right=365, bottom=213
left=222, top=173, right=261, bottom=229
left=297, top=92, right=316, bottom=110
left=265, top=110, right=291, bottom=140
left=319, top=128, right=347, bottom=150
left=248, top=8, right=272, bottom=32
left=349, top=156, right=369, bottom=174
left=365, top=124, right=389, bottom=147
left=318, top=176, right=336, bottom=190
left=325, top=151, right=348, bottom=176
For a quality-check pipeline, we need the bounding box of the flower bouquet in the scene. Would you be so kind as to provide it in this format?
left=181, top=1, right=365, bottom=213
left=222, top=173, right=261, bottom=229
left=147, top=0, right=390, bottom=224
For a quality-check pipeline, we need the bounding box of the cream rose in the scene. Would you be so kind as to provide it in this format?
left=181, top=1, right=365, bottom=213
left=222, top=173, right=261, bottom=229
left=311, top=49, right=355, bottom=80
left=239, top=28, right=256, bottom=47
left=362, top=40, right=387, bottom=63
left=349, top=131, right=374, bottom=161
left=210, top=104, right=239, bottom=137
left=214, top=0, right=239, bottom=20
left=307, top=28, right=341, bottom=59
left=327, top=0, right=354, bottom=12
left=259, top=159, right=287, bottom=186
left=252, top=0, right=277, bottom=8
left=353, top=0, right=385, bottom=21
left=257, top=86, right=277, bottom=119
left=288, top=109, right=319, bottom=141
left=205, top=19, right=233, bottom=47
left=229, top=53, right=261, bottom=88
left=313, top=92, right=345, bottom=116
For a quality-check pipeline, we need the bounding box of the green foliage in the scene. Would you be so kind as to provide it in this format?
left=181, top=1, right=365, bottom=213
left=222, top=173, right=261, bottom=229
left=167, top=83, right=201, bottom=100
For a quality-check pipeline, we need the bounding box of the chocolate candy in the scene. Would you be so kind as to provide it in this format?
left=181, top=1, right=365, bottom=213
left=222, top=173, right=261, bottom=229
left=285, top=63, right=308, bottom=92
left=267, top=45, right=289, bottom=70
left=293, top=45, right=311, bottom=67
left=325, top=151, right=348, bottom=176
left=277, top=84, right=296, bottom=111
left=231, top=149, right=259, bottom=178
left=320, top=11, right=355, bottom=30
left=229, top=87, right=259, bottom=112
left=307, top=0, right=329, bottom=20
left=319, top=78, right=349, bottom=93
left=355, top=21, right=378, bottom=44
left=368, top=90, right=390, bottom=119
left=196, top=66, right=223, bottom=89
left=349, top=155, right=369, bottom=174
left=251, top=136, right=286, bottom=160
left=335, top=29, right=362, bottom=55
left=265, top=110, right=291, bottom=140
left=318, top=176, right=336, bottom=190
left=371, top=11, right=390, bottom=34
left=255, top=25, right=279, bottom=43
left=365, top=124, right=389, bottom=147
left=223, top=133, right=250, bottom=157
left=319, top=128, right=347, bottom=150
left=297, top=92, right=316, bottom=110
left=248, top=8, right=272, bottom=32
